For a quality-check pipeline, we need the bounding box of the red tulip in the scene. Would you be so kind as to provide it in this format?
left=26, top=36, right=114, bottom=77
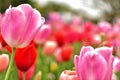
left=61, top=45, right=74, bottom=61
left=53, top=31, right=66, bottom=47
left=54, top=45, right=73, bottom=62
left=14, top=44, right=37, bottom=72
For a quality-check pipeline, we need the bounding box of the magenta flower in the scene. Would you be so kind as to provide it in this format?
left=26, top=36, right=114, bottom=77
left=97, top=21, right=112, bottom=33
left=113, top=57, right=120, bottom=73
left=74, top=46, right=114, bottom=80
left=1, top=4, right=45, bottom=48
left=34, top=24, right=51, bottom=44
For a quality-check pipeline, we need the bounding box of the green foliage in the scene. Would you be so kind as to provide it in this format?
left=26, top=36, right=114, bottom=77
left=0, top=0, right=34, bottom=13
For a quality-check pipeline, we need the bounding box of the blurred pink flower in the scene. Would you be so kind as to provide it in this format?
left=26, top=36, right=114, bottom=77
left=113, top=57, right=120, bottom=73
left=1, top=4, right=44, bottom=48
left=43, top=40, right=57, bottom=56
left=59, top=70, right=78, bottom=80
left=54, top=45, right=73, bottom=62
left=97, top=21, right=112, bottom=33
left=34, top=24, right=51, bottom=44
left=74, top=46, right=114, bottom=80
left=49, top=12, right=62, bottom=23
left=0, top=54, right=9, bottom=72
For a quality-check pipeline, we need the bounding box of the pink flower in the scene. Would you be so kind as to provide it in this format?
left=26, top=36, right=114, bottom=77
left=34, top=24, right=51, bottom=44
left=1, top=4, right=45, bottom=48
left=0, top=54, right=9, bottom=72
left=43, top=40, right=57, bottom=56
left=97, top=21, right=111, bottom=33
left=54, top=45, right=73, bottom=62
left=49, top=12, right=62, bottom=23
left=74, top=46, right=114, bottom=80
left=113, top=57, right=120, bottom=73
left=18, top=64, right=35, bottom=80
left=59, top=70, right=78, bottom=80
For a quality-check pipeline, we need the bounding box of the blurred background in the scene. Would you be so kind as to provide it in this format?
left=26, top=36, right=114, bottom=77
left=1, top=0, right=120, bottom=80
left=1, top=0, right=120, bottom=22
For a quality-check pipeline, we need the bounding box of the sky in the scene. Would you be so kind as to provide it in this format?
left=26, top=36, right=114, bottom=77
left=35, top=0, right=111, bottom=19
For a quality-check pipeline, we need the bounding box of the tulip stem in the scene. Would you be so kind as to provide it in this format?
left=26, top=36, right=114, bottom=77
left=4, top=48, right=15, bottom=80
left=23, top=72, right=26, bottom=80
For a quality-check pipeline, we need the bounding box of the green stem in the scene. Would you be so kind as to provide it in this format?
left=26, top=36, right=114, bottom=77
left=4, top=48, right=15, bottom=80
left=23, top=72, right=26, bottom=80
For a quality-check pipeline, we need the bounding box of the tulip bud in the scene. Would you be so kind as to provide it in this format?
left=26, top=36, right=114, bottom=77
left=34, top=24, right=51, bottom=44
left=50, top=62, right=58, bottom=71
left=14, top=44, right=37, bottom=72
left=0, top=54, right=9, bottom=72
left=34, top=71, right=42, bottom=80
left=43, top=40, right=57, bottom=56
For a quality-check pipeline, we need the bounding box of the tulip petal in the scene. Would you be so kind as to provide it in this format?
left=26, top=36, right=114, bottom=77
left=78, top=52, right=107, bottom=80
left=18, top=9, right=45, bottom=48
left=74, top=55, right=79, bottom=77
left=34, top=24, right=51, bottom=44
left=104, top=56, right=114, bottom=80
left=95, top=47, right=113, bottom=63
left=79, top=46, right=94, bottom=61
left=113, top=57, right=120, bottom=73
left=1, top=8, right=26, bottom=47
left=95, top=47, right=114, bottom=80
left=19, top=4, right=33, bottom=18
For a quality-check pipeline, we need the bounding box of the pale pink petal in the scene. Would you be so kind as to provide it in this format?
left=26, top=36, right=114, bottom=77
left=74, top=55, right=79, bottom=78
left=95, top=47, right=113, bottom=63
left=78, top=52, right=107, bottom=80
left=17, top=9, right=45, bottom=48
left=113, top=57, right=120, bottom=73
left=104, top=56, right=114, bottom=80
left=1, top=8, right=26, bottom=47
left=18, top=4, right=33, bottom=18
left=79, top=46, right=94, bottom=60
left=95, top=47, right=114, bottom=80
left=34, top=24, right=51, bottom=44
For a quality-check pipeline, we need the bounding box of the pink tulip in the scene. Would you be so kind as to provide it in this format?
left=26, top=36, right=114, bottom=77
left=71, top=16, right=82, bottom=25
left=74, top=46, right=114, bottom=80
left=43, top=40, right=57, bottom=56
left=49, top=12, right=62, bottom=23
left=92, top=34, right=101, bottom=45
left=0, top=54, right=9, bottom=72
left=54, top=48, right=63, bottom=62
left=59, top=70, right=78, bottom=80
left=113, top=57, right=120, bottom=73
left=1, top=4, right=45, bottom=48
left=34, top=24, right=51, bottom=44
left=97, top=21, right=111, bottom=33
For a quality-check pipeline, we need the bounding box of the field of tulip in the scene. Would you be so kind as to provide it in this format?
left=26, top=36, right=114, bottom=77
left=1, top=3, right=120, bottom=80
